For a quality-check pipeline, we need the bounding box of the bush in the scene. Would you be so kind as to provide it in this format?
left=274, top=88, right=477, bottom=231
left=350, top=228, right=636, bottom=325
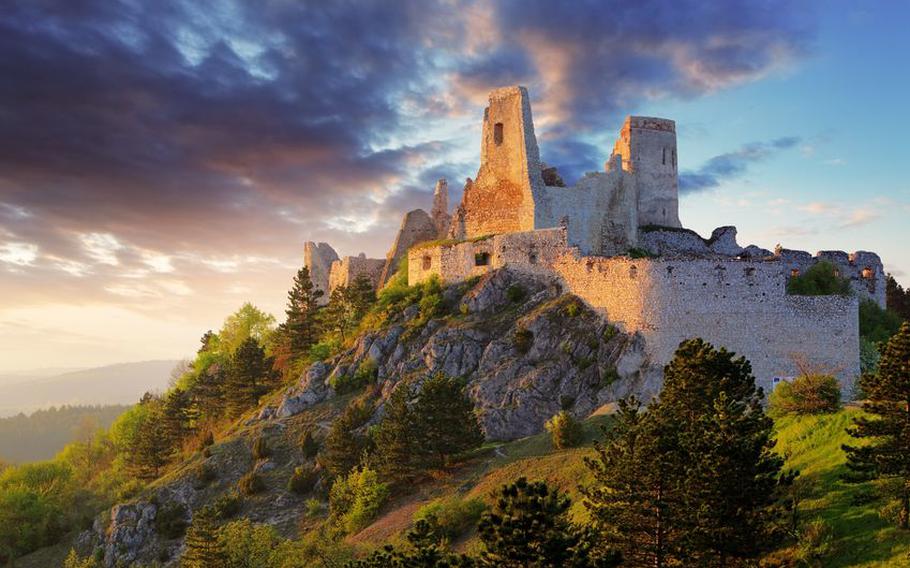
left=628, top=247, right=656, bottom=259
left=288, top=465, right=318, bottom=495
left=786, top=261, right=851, bottom=296
left=602, top=324, right=618, bottom=342
left=796, top=519, right=837, bottom=564
left=193, top=463, right=217, bottom=488
left=545, top=411, right=584, bottom=449
left=154, top=501, right=188, bottom=539
left=305, top=498, right=325, bottom=518
left=506, top=284, right=527, bottom=303
left=328, top=467, right=390, bottom=534
left=300, top=430, right=319, bottom=460
left=601, top=365, right=620, bottom=387
left=238, top=471, right=265, bottom=496
left=513, top=327, right=533, bottom=354
left=309, top=338, right=341, bottom=362
left=413, top=496, right=486, bottom=541
left=251, top=436, right=271, bottom=460
left=859, top=299, right=903, bottom=344
left=331, top=359, right=378, bottom=394
left=199, top=431, right=215, bottom=449
left=564, top=301, right=581, bottom=317
left=212, top=490, right=242, bottom=519
left=769, top=374, right=841, bottom=416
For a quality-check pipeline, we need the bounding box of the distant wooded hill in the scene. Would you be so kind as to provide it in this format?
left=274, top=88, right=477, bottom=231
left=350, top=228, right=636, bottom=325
left=0, top=360, right=180, bottom=418
left=0, top=404, right=129, bottom=464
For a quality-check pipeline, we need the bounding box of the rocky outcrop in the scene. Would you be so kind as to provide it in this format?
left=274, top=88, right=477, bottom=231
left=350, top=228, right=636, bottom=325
left=273, top=268, right=653, bottom=440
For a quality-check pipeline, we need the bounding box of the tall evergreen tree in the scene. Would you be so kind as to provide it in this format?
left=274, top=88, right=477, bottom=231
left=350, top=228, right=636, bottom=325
left=375, top=374, right=484, bottom=483
left=322, top=285, right=357, bottom=342
left=129, top=398, right=171, bottom=479
left=844, top=322, right=910, bottom=529
left=349, top=518, right=474, bottom=567
left=319, top=399, right=373, bottom=477
left=224, top=337, right=271, bottom=416
left=191, top=363, right=227, bottom=420
left=347, top=273, right=376, bottom=320
left=585, top=339, right=788, bottom=566
left=477, top=477, right=620, bottom=567
left=886, top=274, right=910, bottom=321
left=161, top=388, right=196, bottom=455
left=284, top=266, right=323, bottom=355
left=584, top=397, right=680, bottom=567
left=181, top=505, right=226, bottom=568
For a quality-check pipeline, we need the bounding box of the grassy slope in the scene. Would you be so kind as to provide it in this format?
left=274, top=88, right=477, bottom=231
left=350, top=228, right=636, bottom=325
left=774, top=407, right=910, bottom=566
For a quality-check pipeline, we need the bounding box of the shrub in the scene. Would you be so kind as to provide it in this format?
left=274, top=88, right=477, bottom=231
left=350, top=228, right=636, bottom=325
left=769, top=374, right=841, bottom=416
left=506, top=284, right=527, bottom=303
left=628, top=247, right=656, bottom=259
left=796, top=519, right=837, bottom=564
left=251, top=436, right=271, bottom=460
left=413, top=496, right=487, bottom=541
left=459, top=303, right=470, bottom=315
left=212, top=491, right=242, bottom=519
left=309, top=338, right=341, bottom=362
left=238, top=471, right=265, bottom=496
left=786, top=261, right=851, bottom=296
left=545, top=411, right=583, bottom=449
left=601, top=365, right=620, bottom=387
left=328, top=467, right=390, bottom=534
left=331, top=359, right=378, bottom=394
left=199, top=431, right=215, bottom=449
left=218, top=518, right=288, bottom=568
left=288, top=465, right=318, bottom=495
left=154, top=502, right=188, bottom=539
left=859, top=299, right=903, bottom=344
left=602, top=324, right=618, bottom=342
left=305, top=498, right=325, bottom=518
left=300, top=430, right=319, bottom=460
left=513, top=327, right=533, bottom=354
left=193, top=463, right=217, bottom=488
left=564, top=301, right=580, bottom=317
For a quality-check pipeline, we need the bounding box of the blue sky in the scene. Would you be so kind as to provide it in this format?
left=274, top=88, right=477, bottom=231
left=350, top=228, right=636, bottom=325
left=0, top=0, right=907, bottom=371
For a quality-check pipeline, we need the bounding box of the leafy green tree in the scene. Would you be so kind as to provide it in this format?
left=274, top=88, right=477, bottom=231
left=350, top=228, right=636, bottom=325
left=768, top=374, right=841, bottom=416
left=786, top=261, right=851, bottom=296
left=886, top=274, right=910, bottom=321
left=182, top=505, right=227, bottom=568
left=219, top=303, right=276, bottom=355
left=545, top=410, right=584, bottom=449
left=319, top=399, right=373, bottom=478
left=477, top=477, right=619, bottom=567
left=860, top=299, right=904, bottom=344
left=328, top=466, right=390, bottom=534
left=844, top=322, right=910, bottom=529
left=225, top=338, right=273, bottom=416
left=219, top=518, right=289, bottom=568
left=0, top=462, right=73, bottom=562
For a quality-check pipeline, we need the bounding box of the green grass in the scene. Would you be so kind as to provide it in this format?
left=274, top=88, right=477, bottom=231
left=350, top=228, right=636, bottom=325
left=774, top=407, right=910, bottom=566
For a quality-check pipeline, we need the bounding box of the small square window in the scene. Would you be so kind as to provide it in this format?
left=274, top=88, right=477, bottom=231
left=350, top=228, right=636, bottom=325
left=475, top=252, right=490, bottom=266
left=422, top=256, right=432, bottom=270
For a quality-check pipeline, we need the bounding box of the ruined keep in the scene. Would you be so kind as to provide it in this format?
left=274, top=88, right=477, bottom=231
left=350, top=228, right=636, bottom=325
left=308, top=85, right=886, bottom=393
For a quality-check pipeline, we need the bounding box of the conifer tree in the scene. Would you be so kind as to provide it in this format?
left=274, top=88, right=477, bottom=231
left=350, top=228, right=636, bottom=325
left=130, top=399, right=171, bottom=479
left=319, top=399, right=373, bottom=477
left=844, top=322, right=910, bottom=529
left=224, top=337, right=271, bottom=416
left=347, top=273, right=376, bottom=320
left=374, top=383, right=421, bottom=482
left=477, top=477, right=619, bottom=567
left=322, top=285, right=357, bottom=342
left=161, top=388, right=196, bottom=455
left=284, top=266, right=323, bottom=355
left=181, top=505, right=226, bottom=568
left=350, top=518, right=474, bottom=567
left=191, top=364, right=227, bottom=420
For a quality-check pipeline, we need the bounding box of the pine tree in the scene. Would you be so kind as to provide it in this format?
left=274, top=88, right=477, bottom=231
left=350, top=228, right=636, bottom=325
left=584, top=397, right=680, bottom=567
left=284, top=266, right=323, bottom=356
left=374, top=383, right=421, bottom=482
left=191, top=363, right=227, bottom=420
left=224, top=337, right=271, bottom=416
left=350, top=518, right=475, bottom=567
left=130, top=398, right=171, bottom=479
left=477, top=477, right=620, bottom=567
left=414, top=374, right=484, bottom=469
left=322, top=285, right=357, bottom=342
left=347, top=273, right=376, bottom=320
left=886, top=274, right=910, bottom=321
left=161, top=388, right=196, bottom=455
left=319, top=398, right=373, bottom=477
left=844, top=322, right=910, bottom=529
left=181, top=505, right=226, bottom=568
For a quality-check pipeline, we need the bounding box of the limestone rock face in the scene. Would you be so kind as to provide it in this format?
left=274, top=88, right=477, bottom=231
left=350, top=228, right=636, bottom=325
left=276, top=361, right=332, bottom=418
left=276, top=269, right=653, bottom=440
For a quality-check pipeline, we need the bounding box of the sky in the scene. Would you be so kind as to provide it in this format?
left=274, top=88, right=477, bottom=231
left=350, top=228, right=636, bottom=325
left=1, top=0, right=908, bottom=372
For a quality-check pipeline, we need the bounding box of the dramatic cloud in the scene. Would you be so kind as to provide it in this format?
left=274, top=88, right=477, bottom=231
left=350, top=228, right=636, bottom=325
left=679, top=137, right=801, bottom=193
left=0, top=0, right=817, bottom=369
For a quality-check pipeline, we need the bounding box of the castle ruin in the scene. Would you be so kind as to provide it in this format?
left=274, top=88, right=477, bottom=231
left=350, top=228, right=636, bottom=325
left=306, top=86, right=885, bottom=392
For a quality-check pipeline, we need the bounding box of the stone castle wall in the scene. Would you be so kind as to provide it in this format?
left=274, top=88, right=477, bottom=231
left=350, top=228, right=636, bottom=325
left=303, top=241, right=339, bottom=303
left=328, top=255, right=386, bottom=293
left=552, top=254, right=860, bottom=390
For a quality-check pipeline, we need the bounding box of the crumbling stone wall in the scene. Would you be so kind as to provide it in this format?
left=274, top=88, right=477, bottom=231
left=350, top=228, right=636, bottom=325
left=328, top=254, right=386, bottom=293
left=431, top=179, right=451, bottom=237
left=552, top=254, right=860, bottom=391
left=776, top=248, right=886, bottom=308
left=379, top=209, right=438, bottom=286
left=304, top=241, right=339, bottom=303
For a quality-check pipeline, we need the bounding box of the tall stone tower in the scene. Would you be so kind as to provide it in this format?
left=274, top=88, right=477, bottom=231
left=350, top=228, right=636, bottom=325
left=612, top=116, right=681, bottom=228
left=460, top=86, right=545, bottom=238
left=431, top=178, right=451, bottom=237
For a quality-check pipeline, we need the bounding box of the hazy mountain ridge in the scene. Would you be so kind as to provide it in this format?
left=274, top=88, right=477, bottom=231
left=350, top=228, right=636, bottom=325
left=0, top=360, right=180, bottom=417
